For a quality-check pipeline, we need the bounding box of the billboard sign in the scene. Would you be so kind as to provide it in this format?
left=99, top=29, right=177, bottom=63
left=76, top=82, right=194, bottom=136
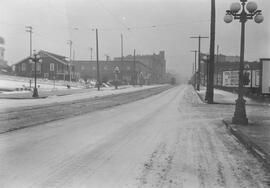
left=261, top=59, right=270, bottom=94
left=223, top=71, right=239, bottom=87
left=222, top=70, right=253, bottom=87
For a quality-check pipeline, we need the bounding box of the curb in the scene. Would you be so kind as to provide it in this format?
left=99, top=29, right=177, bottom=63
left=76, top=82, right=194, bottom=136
left=193, top=87, right=205, bottom=103
left=222, top=119, right=270, bottom=169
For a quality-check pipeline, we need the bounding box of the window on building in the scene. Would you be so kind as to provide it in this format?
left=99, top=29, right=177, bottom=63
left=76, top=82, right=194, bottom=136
left=81, top=65, right=84, bottom=70
left=50, top=63, right=54, bottom=71
left=44, top=73, right=49, bottom=78
left=22, top=63, right=26, bottom=71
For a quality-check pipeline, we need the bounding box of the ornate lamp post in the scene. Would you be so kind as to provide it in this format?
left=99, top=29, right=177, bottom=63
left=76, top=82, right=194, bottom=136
left=29, top=51, right=42, bottom=98
left=224, top=0, right=263, bottom=124
left=113, top=66, right=120, bottom=89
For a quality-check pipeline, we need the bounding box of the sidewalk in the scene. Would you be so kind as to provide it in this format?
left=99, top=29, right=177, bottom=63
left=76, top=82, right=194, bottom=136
left=197, top=87, right=270, bottom=168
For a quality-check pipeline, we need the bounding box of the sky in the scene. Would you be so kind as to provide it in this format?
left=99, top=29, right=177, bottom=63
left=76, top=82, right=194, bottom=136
left=0, top=0, right=269, bottom=79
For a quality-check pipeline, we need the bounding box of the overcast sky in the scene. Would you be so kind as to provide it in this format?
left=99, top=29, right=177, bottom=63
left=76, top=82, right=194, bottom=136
left=1, top=0, right=269, bottom=78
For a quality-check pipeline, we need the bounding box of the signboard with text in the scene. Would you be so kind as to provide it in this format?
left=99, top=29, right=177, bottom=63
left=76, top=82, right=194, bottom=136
left=222, top=71, right=239, bottom=87
left=222, top=70, right=253, bottom=87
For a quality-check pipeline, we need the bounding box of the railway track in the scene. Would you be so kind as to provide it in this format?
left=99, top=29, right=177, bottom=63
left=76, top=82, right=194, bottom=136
left=0, top=85, right=172, bottom=134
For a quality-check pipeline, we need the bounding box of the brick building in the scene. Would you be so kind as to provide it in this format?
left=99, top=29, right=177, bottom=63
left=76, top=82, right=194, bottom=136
left=198, top=53, right=261, bottom=91
left=114, top=51, right=166, bottom=84
left=73, top=60, right=153, bottom=85
left=0, top=36, right=10, bottom=73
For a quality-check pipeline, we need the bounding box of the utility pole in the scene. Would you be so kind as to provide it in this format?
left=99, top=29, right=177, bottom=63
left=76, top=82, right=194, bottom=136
left=25, top=26, right=33, bottom=57
left=133, top=49, right=136, bottom=86
left=216, top=45, right=219, bottom=85
left=73, top=50, right=75, bottom=81
left=67, top=40, right=73, bottom=83
left=121, top=33, right=123, bottom=62
left=190, top=35, right=209, bottom=91
left=95, top=29, right=100, bottom=91
left=206, top=0, right=216, bottom=104
left=191, top=50, right=197, bottom=88
left=121, top=33, right=124, bottom=81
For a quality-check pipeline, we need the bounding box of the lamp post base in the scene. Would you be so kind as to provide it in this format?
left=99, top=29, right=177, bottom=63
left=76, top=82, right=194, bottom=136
left=232, top=98, right=248, bottom=125
left=32, top=88, right=39, bottom=98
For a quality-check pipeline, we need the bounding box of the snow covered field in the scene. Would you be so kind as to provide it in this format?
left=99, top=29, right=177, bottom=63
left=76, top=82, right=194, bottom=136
left=0, top=75, right=82, bottom=92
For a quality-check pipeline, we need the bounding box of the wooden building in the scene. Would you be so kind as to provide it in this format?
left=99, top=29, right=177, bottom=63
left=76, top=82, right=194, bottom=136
left=14, top=50, right=75, bottom=81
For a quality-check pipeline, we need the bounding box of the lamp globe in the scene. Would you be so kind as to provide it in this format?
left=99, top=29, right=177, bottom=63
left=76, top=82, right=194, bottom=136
left=230, top=2, right=241, bottom=13
left=224, top=14, right=233, bottom=23
left=246, top=1, right=257, bottom=13
left=254, top=13, right=264, bottom=23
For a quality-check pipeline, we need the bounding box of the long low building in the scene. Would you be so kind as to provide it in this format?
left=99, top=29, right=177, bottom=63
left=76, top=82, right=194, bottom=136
left=73, top=60, right=156, bottom=85
left=13, top=50, right=75, bottom=81
left=13, top=50, right=165, bottom=85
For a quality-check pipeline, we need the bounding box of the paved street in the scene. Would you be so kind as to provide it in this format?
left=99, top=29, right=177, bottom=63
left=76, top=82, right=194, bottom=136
left=0, top=85, right=170, bottom=133
left=0, top=85, right=269, bottom=187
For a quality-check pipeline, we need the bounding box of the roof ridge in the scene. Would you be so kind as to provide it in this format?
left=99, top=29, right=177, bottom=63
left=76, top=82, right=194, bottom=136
left=39, top=50, right=66, bottom=59
left=40, top=51, right=68, bottom=65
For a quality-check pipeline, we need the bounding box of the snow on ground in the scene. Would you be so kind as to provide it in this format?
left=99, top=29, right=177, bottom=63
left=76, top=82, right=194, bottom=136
left=0, top=85, right=164, bottom=111
left=0, top=74, right=84, bottom=92
left=198, top=86, right=260, bottom=105
left=0, top=85, right=269, bottom=187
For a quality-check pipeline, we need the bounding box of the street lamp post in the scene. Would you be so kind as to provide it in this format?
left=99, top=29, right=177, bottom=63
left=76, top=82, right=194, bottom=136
left=29, top=51, right=42, bottom=98
left=113, top=66, right=120, bottom=89
left=224, top=0, right=263, bottom=125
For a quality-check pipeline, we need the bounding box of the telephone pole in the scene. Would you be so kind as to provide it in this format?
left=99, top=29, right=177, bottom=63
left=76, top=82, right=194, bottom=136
left=205, top=0, right=216, bottom=104
left=67, top=40, right=73, bottom=83
left=25, top=26, right=33, bottom=57
left=216, top=45, right=219, bottom=85
left=190, top=50, right=197, bottom=88
left=133, top=49, right=136, bottom=86
left=190, top=35, right=209, bottom=91
left=121, top=33, right=123, bottom=62
left=95, top=29, right=100, bottom=91
left=121, top=34, right=124, bottom=81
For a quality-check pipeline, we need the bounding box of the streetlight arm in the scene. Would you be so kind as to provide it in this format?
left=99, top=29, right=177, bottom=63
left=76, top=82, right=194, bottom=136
left=226, top=9, right=262, bottom=20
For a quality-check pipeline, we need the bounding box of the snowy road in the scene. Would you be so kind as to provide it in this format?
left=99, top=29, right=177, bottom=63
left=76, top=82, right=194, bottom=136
left=0, top=85, right=269, bottom=188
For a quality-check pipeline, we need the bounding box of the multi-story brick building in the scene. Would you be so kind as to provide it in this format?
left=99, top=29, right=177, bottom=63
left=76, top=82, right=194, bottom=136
left=0, top=36, right=9, bottom=73
left=114, top=51, right=166, bottom=84
left=73, top=60, right=153, bottom=85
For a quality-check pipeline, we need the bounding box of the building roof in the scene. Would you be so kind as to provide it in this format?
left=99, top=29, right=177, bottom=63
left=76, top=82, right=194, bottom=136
left=73, top=60, right=152, bottom=70
left=14, top=50, right=69, bottom=66
left=39, top=50, right=66, bottom=59
left=39, top=50, right=68, bottom=65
